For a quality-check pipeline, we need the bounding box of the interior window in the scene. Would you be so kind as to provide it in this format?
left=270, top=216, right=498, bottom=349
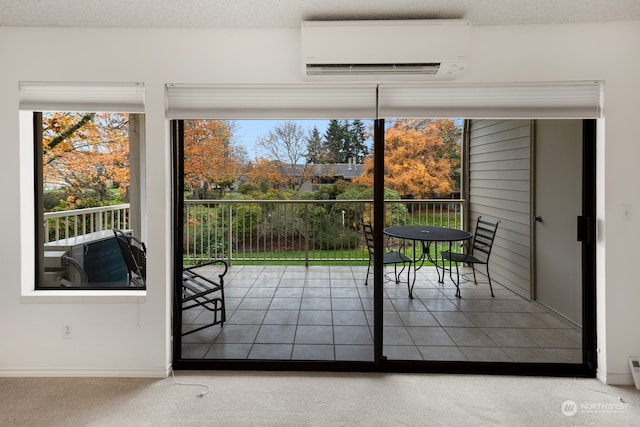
left=35, top=111, right=145, bottom=290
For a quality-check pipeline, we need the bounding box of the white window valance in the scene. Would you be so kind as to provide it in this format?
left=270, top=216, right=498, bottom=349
left=19, top=81, right=145, bottom=113
left=377, top=81, right=603, bottom=119
left=165, top=84, right=377, bottom=119
left=167, top=81, right=603, bottom=120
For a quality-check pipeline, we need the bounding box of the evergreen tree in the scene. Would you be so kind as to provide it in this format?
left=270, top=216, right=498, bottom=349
left=324, top=119, right=369, bottom=163
left=324, top=119, right=347, bottom=163
left=305, top=126, right=327, bottom=164
left=349, top=119, right=369, bottom=163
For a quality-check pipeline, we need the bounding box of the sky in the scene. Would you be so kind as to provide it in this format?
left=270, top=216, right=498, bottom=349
left=232, top=119, right=331, bottom=159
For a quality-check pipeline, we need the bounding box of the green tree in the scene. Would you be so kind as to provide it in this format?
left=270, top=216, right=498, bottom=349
left=306, top=126, right=328, bottom=164
left=349, top=119, right=370, bottom=163
left=324, top=120, right=347, bottom=163
left=324, top=119, right=369, bottom=163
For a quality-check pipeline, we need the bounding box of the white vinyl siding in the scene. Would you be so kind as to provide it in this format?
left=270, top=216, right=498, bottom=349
left=468, top=119, right=532, bottom=298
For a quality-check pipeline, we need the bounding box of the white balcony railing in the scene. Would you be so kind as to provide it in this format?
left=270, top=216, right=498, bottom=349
left=43, top=204, right=130, bottom=243
left=183, top=199, right=465, bottom=265
left=43, top=199, right=465, bottom=265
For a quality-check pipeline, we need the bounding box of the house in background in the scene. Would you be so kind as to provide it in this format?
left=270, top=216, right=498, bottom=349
left=0, top=1, right=639, bottom=386
left=289, top=160, right=365, bottom=192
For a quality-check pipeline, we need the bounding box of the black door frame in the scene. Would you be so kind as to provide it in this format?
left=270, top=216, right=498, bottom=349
left=171, top=118, right=597, bottom=377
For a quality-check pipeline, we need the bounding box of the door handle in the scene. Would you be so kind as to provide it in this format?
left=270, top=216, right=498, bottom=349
left=532, top=216, right=543, bottom=223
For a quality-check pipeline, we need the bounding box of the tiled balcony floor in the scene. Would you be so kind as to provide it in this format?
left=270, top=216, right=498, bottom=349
left=181, top=265, right=582, bottom=363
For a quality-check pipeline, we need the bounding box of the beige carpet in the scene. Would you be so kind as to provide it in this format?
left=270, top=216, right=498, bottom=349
left=1, top=372, right=639, bottom=426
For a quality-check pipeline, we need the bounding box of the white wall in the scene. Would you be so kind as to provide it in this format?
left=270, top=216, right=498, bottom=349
left=1, top=22, right=638, bottom=383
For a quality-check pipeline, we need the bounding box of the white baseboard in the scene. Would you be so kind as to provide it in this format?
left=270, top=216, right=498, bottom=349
left=0, top=367, right=170, bottom=378
left=597, top=369, right=634, bottom=386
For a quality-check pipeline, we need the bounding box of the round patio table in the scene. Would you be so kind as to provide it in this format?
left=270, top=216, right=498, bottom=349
left=383, top=226, right=472, bottom=298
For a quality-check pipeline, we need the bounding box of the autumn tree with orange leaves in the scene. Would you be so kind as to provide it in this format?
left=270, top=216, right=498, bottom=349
left=183, top=119, right=244, bottom=199
left=243, top=157, right=286, bottom=191
left=42, top=112, right=130, bottom=209
left=355, top=119, right=461, bottom=198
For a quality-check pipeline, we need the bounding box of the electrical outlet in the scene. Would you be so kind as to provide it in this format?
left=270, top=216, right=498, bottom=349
left=63, top=324, right=72, bottom=339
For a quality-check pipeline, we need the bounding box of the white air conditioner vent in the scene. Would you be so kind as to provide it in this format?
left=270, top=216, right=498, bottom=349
left=301, top=20, right=471, bottom=81
left=306, top=63, right=442, bottom=75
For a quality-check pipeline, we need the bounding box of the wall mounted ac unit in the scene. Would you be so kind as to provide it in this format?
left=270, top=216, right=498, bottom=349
left=301, top=20, right=471, bottom=81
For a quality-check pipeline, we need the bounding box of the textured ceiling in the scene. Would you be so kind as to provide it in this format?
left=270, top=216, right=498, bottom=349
left=1, top=0, right=640, bottom=28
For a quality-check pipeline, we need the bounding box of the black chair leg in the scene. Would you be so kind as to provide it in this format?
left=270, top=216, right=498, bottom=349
left=365, top=260, right=371, bottom=286
left=454, top=262, right=461, bottom=298
left=486, top=265, right=495, bottom=297
left=406, top=263, right=414, bottom=299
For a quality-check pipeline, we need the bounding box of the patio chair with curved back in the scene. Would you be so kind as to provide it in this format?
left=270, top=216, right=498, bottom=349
left=362, top=221, right=412, bottom=289
left=181, top=260, right=228, bottom=335
left=441, top=216, right=500, bottom=297
left=113, top=229, right=146, bottom=288
left=61, top=254, right=88, bottom=285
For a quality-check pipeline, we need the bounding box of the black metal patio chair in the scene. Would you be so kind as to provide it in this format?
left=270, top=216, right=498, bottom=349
left=441, top=216, right=500, bottom=297
left=181, top=260, right=228, bottom=336
left=362, top=221, right=412, bottom=287
left=113, top=229, right=147, bottom=287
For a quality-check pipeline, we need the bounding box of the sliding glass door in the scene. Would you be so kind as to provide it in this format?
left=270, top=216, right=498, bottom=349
left=171, top=83, right=599, bottom=376
left=173, top=117, right=379, bottom=367
left=379, top=118, right=595, bottom=374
